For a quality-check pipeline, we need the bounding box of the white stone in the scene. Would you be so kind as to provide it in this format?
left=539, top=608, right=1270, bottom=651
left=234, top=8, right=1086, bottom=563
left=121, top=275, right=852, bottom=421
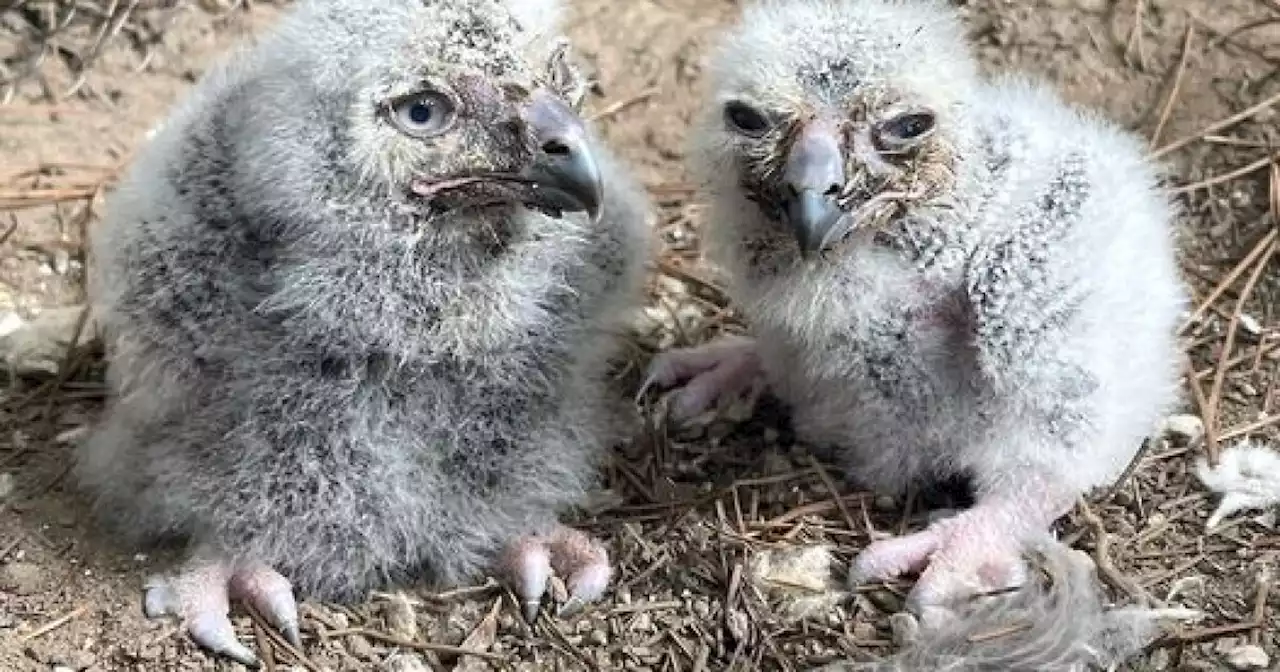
left=1226, top=644, right=1270, bottom=670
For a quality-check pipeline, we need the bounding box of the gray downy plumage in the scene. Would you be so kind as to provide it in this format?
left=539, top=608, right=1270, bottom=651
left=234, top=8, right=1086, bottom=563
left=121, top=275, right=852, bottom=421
left=79, top=0, right=650, bottom=662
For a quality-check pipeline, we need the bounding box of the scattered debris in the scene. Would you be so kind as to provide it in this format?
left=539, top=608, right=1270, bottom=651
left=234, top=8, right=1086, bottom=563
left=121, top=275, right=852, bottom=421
left=453, top=599, right=501, bottom=672
left=382, top=592, right=419, bottom=642
left=1225, top=644, right=1271, bottom=670
left=1162, top=413, right=1206, bottom=444
left=0, top=305, right=96, bottom=377
left=1195, top=440, right=1280, bottom=529
left=747, top=544, right=846, bottom=621
left=0, top=562, right=44, bottom=597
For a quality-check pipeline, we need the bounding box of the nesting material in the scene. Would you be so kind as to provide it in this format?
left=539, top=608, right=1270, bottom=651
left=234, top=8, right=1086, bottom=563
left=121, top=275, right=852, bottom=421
left=1195, top=440, right=1280, bottom=530
left=748, top=544, right=847, bottom=621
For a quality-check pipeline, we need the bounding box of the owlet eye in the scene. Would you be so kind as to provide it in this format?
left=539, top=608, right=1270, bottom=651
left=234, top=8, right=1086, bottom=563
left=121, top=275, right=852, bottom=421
left=724, top=101, right=771, bottom=137
left=873, top=110, right=937, bottom=151
left=389, top=90, right=458, bottom=138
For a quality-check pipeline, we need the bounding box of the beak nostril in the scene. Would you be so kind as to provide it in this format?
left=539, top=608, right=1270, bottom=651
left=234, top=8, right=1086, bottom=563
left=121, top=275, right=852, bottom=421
left=823, top=183, right=841, bottom=197
left=542, top=139, right=572, bottom=156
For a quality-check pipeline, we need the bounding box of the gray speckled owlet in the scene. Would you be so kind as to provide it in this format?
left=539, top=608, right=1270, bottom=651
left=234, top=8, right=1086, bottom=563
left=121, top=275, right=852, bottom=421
left=78, top=0, right=650, bottom=664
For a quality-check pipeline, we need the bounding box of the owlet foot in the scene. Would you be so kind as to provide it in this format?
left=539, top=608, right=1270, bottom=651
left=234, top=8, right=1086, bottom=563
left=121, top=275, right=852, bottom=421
left=850, top=504, right=1030, bottom=614
left=143, top=556, right=300, bottom=668
left=498, top=525, right=611, bottom=622
left=638, top=335, right=761, bottom=421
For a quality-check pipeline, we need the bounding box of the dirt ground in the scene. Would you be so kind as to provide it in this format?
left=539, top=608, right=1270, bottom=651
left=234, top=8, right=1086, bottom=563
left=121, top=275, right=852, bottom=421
left=2, top=0, right=1279, bottom=670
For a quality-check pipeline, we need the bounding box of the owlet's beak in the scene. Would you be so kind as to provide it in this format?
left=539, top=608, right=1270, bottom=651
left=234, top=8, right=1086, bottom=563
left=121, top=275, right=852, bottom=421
left=781, top=121, right=848, bottom=256
left=521, top=90, right=604, bottom=222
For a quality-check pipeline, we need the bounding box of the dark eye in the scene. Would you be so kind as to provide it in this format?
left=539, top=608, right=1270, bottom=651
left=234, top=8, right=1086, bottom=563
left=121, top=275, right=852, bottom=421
left=389, top=90, right=457, bottom=138
left=874, top=110, right=937, bottom=150
left=724, top=101, right=771, bottom=137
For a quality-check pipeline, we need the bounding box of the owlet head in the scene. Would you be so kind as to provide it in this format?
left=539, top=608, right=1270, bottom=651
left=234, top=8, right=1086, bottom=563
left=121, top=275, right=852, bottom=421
left=694, top=0, right=979, bottom=258
left=280, top=0, right=602, bottom=225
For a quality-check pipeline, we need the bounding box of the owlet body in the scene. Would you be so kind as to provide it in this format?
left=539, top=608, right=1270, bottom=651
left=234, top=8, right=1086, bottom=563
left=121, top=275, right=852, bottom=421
left=648, top=0, right=1184, bottom=642
left=79, top=0, right=650, bottom=664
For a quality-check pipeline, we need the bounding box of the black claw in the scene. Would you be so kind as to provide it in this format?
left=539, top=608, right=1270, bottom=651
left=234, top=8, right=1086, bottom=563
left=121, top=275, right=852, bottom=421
left=280, top=623, right=302, bottom=649
left=522, top=599, right=540, bottom=623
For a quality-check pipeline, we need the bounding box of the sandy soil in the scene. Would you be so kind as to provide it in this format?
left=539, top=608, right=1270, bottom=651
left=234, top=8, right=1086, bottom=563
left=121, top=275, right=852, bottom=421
left=1, top=0, right=1278, bottom=670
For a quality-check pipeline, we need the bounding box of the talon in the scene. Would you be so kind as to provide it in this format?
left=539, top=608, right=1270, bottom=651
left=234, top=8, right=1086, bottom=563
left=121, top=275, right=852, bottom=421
left=499, top=526, right=612, bottom=621
left=521, top=598, right=542, bottom=623
left=188, top=610, right=261, bottom=669
left=279, top=622, right=302, bottom=649
left=498, top=536, right=552, bottom=623
left=230, top=561, right=301, bottom=649
left=141, top=555, right=301, bottom=665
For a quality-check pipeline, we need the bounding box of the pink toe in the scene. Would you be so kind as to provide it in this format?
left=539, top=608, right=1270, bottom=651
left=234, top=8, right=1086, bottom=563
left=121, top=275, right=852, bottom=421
left=851, top=530, right=942, bottom=584
left=546, top=527, right=612, bottom=603
left=230, top=563, right=299, bottom=642
left=567, top=562, right=611, bottom=602
left=498, top=536, right=553, bottom=603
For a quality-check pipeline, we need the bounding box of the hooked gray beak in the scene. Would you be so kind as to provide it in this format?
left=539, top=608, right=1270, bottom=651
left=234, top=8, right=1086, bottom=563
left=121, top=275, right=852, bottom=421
left=781, top=121, right=847, bottom=256
left=522, top=90, right=604, bottom=221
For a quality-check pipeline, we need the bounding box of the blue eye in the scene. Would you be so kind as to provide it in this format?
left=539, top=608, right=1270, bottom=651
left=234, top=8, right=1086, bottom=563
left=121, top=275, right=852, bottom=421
left=390, top=90, right=457, bottom=138
left=408, top=103, right=433, bottom=125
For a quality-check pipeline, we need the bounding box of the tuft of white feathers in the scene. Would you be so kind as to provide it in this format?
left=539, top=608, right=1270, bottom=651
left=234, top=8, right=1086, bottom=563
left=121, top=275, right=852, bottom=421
left=810, top=537, right=1198, bottom=671
left=1195, top=440, right=1280, bottom=530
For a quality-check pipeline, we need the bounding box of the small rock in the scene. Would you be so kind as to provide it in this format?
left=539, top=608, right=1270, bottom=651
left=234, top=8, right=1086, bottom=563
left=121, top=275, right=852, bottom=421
left=1225, top=644, right=1270, bottom=670
left=1162, top=414, right=1205, bottom=444
left=1215, top=637, right=1246, bottom=656
left=330, top=611, right=350, bottom=630
left=726, top=608, right=751, bottom=643
left=888, top=612, right=920, bottom=646
left=381, top=593, right=417, bottom=641
left=382, top=653, right=431, bottom=672
left=52, top=249, right=71, bottom=275
left=346, top=634, right=375, bottom=660
left=851, top=621, right=877, bottom=641
left=0, top=472, right=15, bottom=500
left=587, top=628, right=607, bottom=646
left=631, top=612, right=653, bottom=632
left=1, top=562, right=43, bottom=595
